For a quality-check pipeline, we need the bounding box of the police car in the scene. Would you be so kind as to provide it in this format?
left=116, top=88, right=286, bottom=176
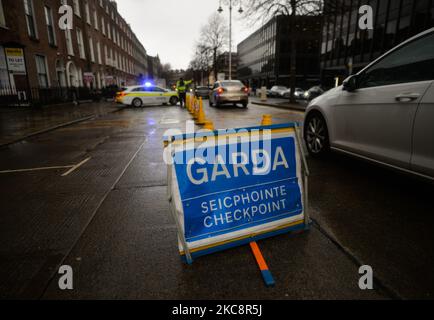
left=118, top=84, right=179, bottom=107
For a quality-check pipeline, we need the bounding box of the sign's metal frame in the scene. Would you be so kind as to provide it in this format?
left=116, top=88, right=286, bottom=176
left=165, top=123, right=310, bottom=264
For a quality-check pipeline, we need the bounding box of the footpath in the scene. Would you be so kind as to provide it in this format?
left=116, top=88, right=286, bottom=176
left=0, top=102, right=123, bottom=147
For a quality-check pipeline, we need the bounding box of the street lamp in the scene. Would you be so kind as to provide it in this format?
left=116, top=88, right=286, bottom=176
left=217, top=0, right=243, bottom=80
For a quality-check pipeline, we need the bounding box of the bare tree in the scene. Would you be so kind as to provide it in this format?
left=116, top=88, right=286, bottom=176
left=189, top=42, right=214, bottom=85
left=199, top=13, right=229, bottom=80
left=244, top=0, right=324, bottom=103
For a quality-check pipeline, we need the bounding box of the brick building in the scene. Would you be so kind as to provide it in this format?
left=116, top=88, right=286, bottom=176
left=0, top=0, right=149, bottom=105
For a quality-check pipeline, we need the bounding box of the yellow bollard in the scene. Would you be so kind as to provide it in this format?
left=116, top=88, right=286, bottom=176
left=188, top=95, right=192, bottom=112
left=186, top=94, right=190, bottom=111
left=261, top=114, right=272, bottom=126
left=193, top=98, right=199, bottom=119
left=196, top=97, right=206, bottom=125
left=203, top=120, right=215, bottom=131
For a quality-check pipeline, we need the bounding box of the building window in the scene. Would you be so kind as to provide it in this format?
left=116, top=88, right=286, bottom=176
left=101, top=17, right=105, bottom=35
left=84, top=1, right=90, bottom=24
left=94, top=10, right=98, bottom=29
left=104, top=45, right=108, bottom=65
left=65, top=29, right=74, bottom=56
left=35, top=55, right=49, bottom=88
left=0, top=0, right=6, bottom=27
left=76, top=28, right=85, bottom=59
left=44, top=6, right=56, bottom=46
left=0, top=46, right=11, bottom=89
left=96, top=41, right=102, bottom=64
left=24, top=0, right=37, bottom=38
left=72, top=0, right=80, bottom=17
left=89, top=37, right=95, bottom=62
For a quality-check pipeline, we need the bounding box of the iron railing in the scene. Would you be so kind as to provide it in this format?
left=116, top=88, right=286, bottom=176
left=0, top=86, right=120, bottom=107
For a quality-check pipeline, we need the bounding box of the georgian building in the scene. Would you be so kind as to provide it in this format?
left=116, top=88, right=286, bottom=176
left=0, top=0, right=149, bottom=104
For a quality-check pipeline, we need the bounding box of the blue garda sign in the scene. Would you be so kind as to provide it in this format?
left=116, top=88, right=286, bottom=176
left=168, top=124, right=308, bottom=261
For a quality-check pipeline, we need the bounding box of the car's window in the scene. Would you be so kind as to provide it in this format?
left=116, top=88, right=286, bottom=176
left=359, top=32, right=434, bottom=89
left=132, top=87, right=144, bottom=92
left=221, top=81, right=243, bottom=88
left=152, top=87, right=165, bottom=92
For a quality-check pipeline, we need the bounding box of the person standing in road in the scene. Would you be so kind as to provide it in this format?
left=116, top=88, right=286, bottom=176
left=176, top=78, right=193, bottom=108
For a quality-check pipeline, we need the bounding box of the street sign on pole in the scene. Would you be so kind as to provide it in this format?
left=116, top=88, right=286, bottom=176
left=165, top=123, right=310, bottom=263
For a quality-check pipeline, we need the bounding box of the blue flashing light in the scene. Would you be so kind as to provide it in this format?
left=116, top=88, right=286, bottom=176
left=145, top=81, right=153, bottom=87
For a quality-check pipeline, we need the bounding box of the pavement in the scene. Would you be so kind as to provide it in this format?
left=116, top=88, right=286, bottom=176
left=0, top=100, right=433, bottom=299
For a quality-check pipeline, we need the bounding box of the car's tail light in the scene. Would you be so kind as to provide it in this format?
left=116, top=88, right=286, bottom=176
left=242, top=87, right=249, bottom=93
left=217, top=88, right=224, bottom=94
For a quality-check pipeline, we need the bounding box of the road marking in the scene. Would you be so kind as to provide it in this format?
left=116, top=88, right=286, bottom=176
left=61, top=157, right=92, bottom=177
left=0, top=166, right=73, bottom=174
left=0, top=157, right=91, bottom=176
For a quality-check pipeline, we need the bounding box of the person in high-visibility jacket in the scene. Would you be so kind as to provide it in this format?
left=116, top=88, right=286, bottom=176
left=176, top=78, right=193, bottom=108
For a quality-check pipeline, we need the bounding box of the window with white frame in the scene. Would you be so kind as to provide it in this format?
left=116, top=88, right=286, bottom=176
left=89, top=37, right=95, bottom=62
left=84, top=1, right=90, bottom=24
left=65, top=29, right=74, bottom=56
left=0, top=45, right=11, bottom=89
left=76, top=28, right=85, bottom=59
left=96, top=41, right=102, bottom=64
left=101, top=17, right=105, bottom=35
left=35, top=55, right=49, bottom=88
left=44, top=6, right=56, bottom=46
left=0, top=0, right=6, bottom=27
left=72, top=0, right=80, bottom=16
left=94, top=10, right=98, bottom=29
left=24, top=0, right=37, bottom=38
left=104, top=44, right=108, bottom=64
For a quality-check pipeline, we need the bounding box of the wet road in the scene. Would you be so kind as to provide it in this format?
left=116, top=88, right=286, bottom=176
left=0, top=100, right=432, bottom=299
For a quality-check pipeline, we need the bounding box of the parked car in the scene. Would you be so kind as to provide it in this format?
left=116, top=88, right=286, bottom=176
left=303, top=86, right=325, bottom=101
left=269, top=85, right=288, bottom=98
left=303, top=27, right=434, bottom=180
left=195, top=86, right=210, bottom=99
left=118, top=85, right=179, bottom=107
left=209, top=80, right=249, bottom=108
left=283, top=88, right=305, bottom=99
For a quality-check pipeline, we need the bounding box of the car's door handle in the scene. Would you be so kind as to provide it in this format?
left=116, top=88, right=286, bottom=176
left=395, top=93, right=420, bottom=102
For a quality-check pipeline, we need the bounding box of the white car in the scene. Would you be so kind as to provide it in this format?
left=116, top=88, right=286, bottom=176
left=303, top=27, right=434, bottom=180
left=283, top=88, right=305, bottom=99
left=269, top=86, right=288, bottom=98
left=118, top=85, right=179, bottom=107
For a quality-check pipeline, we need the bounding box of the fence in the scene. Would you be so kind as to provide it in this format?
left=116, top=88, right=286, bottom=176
left=0, top=85, right=120, bottom=107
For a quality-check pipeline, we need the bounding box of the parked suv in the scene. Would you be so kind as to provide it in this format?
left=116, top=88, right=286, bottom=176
left=209, top=80, right=249, bottom=108
left=303, top=28, right=434, bottom=180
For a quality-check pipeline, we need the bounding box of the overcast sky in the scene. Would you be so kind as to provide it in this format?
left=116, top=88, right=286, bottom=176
left=116, top=0, right=257, bottom=70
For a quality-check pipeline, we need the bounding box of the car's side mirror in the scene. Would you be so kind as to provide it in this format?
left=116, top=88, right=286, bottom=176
left=343, top=75, right=359, bottom=92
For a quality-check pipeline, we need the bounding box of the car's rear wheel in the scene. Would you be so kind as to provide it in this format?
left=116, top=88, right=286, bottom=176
left=132, top=98, right=142, bottom=108
left=169, top=96, right=178, bottom=106
left=242, top=102, right=248, bottom=108
left=304, top=113, right=330, bottom=157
